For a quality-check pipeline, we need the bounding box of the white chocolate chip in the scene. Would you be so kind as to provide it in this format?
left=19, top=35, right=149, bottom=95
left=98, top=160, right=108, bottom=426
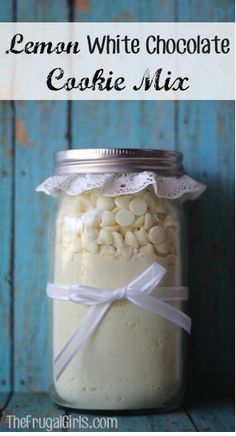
left=97, top=228, right=113, bottom=245
left=129, top=198, right=147, bottom=216
left=82, top=209, right=101, bottom=227
left=101, top=210, right=116, bottom=226
left=155, top=199, right=167, bottom=214
left=100, top=245, right=115, bottom=256
left=115, top=209, right=135, bottom=226
left=143, top=192, right=157, bottom=211
left=83, top=240, right=98, bottom=253
left=134, top=216, right=144, bottom=227
left=78, top=195, right=92, bottom=212
left=125, top=231, right=139, bottom=248
left=114, top=196, right=131, bottom=209
left=112, top=231, right=124, bottom=250
left=144, top=213, right=157, bottom=230
left=165, top=228, right=176, bottom=243
left=83, top=227, right=99, bottom=243
left=96, top=197, right=114, bottom=211
left=63, top=215, right=83, bottom=235
left=135, top=228, right=150, bottom=246
left=112, top=207, right=119, bottom=214
left=163, top=215, right=177, bottom=228
left=156, top=242, right=170, bottom=254
left=120, top=226, right=134, bottom=236
left=140, top=243, right=155, bottom=256
left=90, top=189, right=101, bottom=205
left=103, top=225, right=120, bottom=232
left=61, top=195, right=81, bottom=215
left=62, top=217, right=83, bottom=247
left=149, top=226, right=166, bottom=244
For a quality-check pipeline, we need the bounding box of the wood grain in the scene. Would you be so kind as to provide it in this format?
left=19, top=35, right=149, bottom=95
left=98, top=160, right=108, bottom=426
left=185, top=396, right=235, bottom=432
left=0, top=394, right=234, bottom=432
left=0, top=393, right=64, bottom=432
left=0, top=393, right=11, bottom=411
left=176, top=0, right=234, bottom=394
left=13, top=0, right=70, bottom=392
left=0, top=2, right=14, bottom=394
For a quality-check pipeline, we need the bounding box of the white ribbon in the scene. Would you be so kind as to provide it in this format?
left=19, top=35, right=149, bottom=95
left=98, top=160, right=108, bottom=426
left=47, top=263, right=191, bottom=381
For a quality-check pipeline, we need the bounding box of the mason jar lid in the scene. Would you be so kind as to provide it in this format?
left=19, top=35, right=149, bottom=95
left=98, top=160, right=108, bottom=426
left=54, top=148, right=184, bottom=176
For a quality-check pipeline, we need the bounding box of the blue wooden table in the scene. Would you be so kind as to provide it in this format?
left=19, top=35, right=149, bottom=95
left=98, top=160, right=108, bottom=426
left=0, top=394, right=234, bottom=432
left=0, top=0, right=234, bottom=431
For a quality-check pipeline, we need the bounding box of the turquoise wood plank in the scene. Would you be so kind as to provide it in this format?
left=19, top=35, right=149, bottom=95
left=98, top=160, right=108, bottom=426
left=176, top=0, right=234, bottom=22
left=178, top=101, right=234, bottom=394
left=142, top=409, right=196, bottom=432
left=176, top=0, right=234, bottom=395
left=1, top=394, right=234, bottom=432
left=14, top=102, right=68, bottom=392
left=15, top=0, right=69, bottom=21
left=13, top=1, right=70, bottom=393
left=186, top=397, right=235, bottom=432
left=72, top=1, right=142, bottom=150
left=61, top=409, right=196, bottom=432
left=0, top=104, right=13, bottom=395
left=0, top=1, right=13, bottom=394
left=67, top=412, right=153, bottom=432
left=0, top=393, right=65, bottom=432
left=0, top=393, right=11, bottom=410
left=73, top=0, right=140, bottom=22
left=0, top=1, right=13, bottom=21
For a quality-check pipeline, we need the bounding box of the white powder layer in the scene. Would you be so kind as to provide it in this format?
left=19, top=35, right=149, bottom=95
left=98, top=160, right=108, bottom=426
left=52, top=188, right=184, bottom=410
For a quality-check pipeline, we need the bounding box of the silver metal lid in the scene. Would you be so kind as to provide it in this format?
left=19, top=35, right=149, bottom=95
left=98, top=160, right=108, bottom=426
left=54, top=149, right=184, bottom=176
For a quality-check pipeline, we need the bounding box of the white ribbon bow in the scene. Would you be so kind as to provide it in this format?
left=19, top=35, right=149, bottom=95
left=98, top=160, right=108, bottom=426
left=47, top=263, right=191, bottom=381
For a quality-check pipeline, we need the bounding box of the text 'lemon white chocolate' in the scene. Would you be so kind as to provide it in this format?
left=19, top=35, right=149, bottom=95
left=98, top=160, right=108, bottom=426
left=52, top=186, right=184, bottom=410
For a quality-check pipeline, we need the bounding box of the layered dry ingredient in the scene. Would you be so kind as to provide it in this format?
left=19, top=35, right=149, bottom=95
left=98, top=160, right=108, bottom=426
left=52, top=186, right=184, bottom=410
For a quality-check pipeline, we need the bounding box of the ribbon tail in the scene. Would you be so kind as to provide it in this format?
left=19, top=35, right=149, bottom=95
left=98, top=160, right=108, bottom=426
left=129, top=293, right=191, bottom=333
left=54, top=303, right=110, bottom=381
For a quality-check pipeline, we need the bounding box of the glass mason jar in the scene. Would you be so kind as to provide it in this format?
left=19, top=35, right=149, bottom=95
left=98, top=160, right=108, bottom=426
left=46, top=149, right=191, bottom=411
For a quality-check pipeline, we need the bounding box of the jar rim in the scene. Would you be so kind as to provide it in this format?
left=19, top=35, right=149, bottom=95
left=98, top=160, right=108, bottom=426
left=54, top=148, right=184, bottom=176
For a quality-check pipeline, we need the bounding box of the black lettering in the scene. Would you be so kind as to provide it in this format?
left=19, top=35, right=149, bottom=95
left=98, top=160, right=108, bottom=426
left=34, top=41, right=54, bottom=54
left=46, top=67, right=65, bottom=91
left=87, top=35, right=106, bottom=54
left=171, top=77, right=189, bottom=91
left=221, top=38, right=230, bottom=54
left=146, top=35, right=156, bottom=54
left=8, top=33, right=24, bottom=54
left=201, top=38, right=211, bottom=54
left=133, top=68, right=156, bottom=91
left=114, top=77, right=125, bottom=90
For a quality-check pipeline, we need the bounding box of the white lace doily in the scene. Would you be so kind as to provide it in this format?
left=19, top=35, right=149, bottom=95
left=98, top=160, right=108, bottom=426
left=36, top=172, right=205, bottom=201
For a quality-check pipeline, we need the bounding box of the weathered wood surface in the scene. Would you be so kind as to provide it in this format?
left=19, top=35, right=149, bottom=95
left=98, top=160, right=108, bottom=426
left=0, top=393, right=11, bottom=411
left=0, top=394, right=234, bottom=432
left=13, top=2, right=69, bottom=393
left=185, top=396, right=235, bottom=432
left=0, top=0, right=234, bottom=397
left=176, top=0, right=234, bottom=394
left=0, top=1, right=13, bottom=395
left=0, top=393, right=64, bottom=432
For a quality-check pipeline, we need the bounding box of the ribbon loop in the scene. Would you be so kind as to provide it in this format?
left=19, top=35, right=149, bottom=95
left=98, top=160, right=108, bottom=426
left=47, top=262, right=191, bottom=381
